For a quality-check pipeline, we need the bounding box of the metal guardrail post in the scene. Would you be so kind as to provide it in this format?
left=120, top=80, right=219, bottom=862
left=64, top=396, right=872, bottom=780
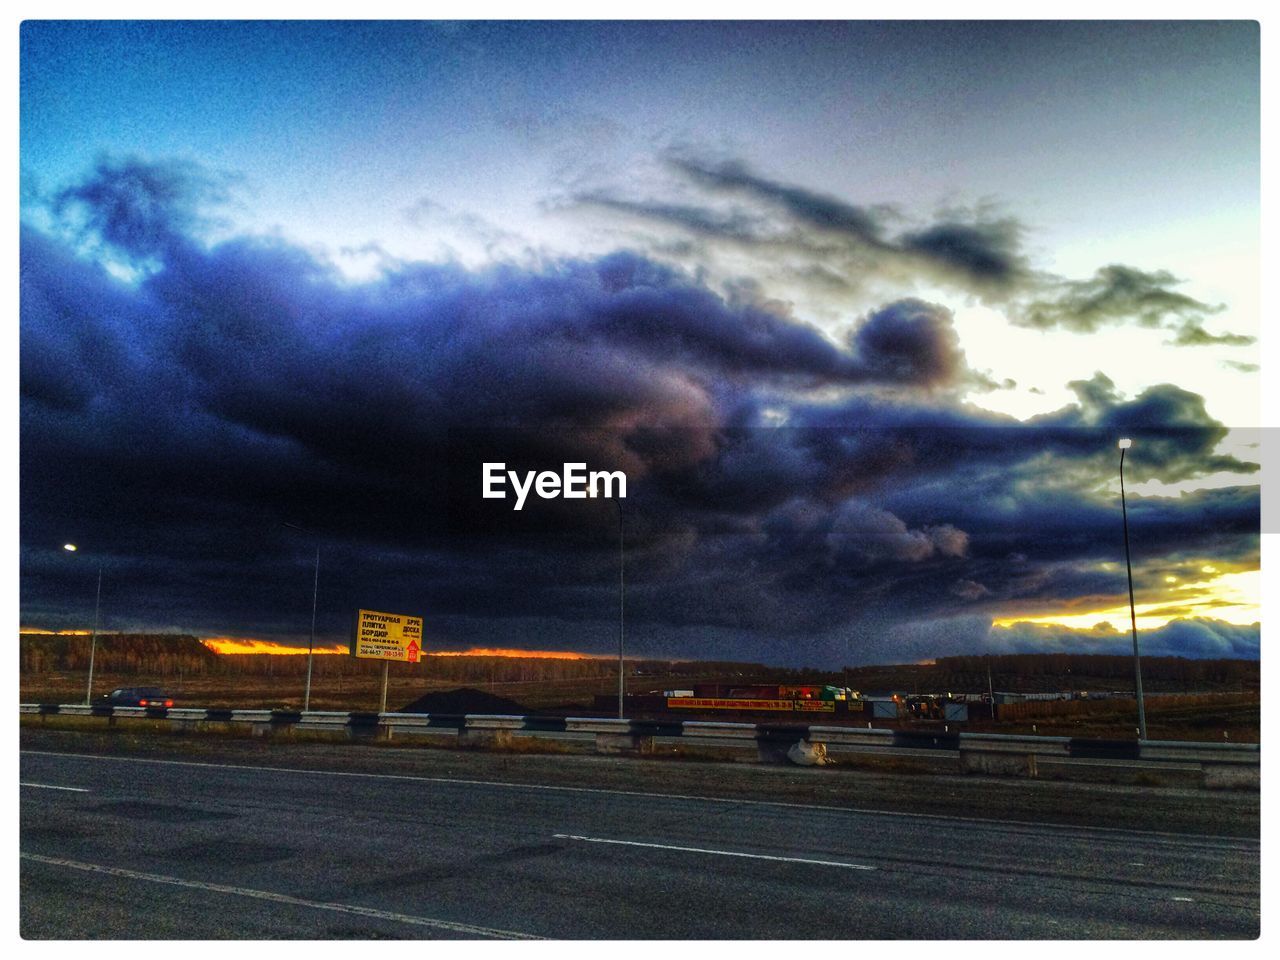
left=16, top=705, right=1259, bottom=784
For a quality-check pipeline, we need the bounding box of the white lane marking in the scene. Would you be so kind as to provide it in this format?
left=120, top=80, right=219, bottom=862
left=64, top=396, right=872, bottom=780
left=1171, top=897, right=1196, bottom=902
left=20, top=750, right=1256, bottom=848
left=20, top=853, right=542, bottom=939
left=20, top=782, right=89, bottom=793
left=554, top=833, right=876, bottom=870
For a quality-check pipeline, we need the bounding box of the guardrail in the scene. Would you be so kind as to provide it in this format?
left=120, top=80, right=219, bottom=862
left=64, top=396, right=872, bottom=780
left=19, top=704, right=1258, bottom=788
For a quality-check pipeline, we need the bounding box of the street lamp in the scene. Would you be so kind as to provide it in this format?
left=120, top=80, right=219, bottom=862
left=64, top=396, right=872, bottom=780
left=1117, top=438, right=1148, bottom=740
left=281, top=523, right=320, bottom=712
left=589, top=482, right=625, bottom=719
left=64, top=544, right=102, bottom=706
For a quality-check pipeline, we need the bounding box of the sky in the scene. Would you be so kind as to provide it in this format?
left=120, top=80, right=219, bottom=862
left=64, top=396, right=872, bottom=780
left=18, top=20, right=1262, bottom=665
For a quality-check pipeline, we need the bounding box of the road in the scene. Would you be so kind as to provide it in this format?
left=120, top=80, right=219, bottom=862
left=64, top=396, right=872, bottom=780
left=20, top=744, right=1259, bottom=939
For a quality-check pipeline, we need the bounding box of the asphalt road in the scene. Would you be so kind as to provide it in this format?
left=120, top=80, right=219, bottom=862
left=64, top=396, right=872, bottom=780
left=20, top=746, right=1259, bottom=939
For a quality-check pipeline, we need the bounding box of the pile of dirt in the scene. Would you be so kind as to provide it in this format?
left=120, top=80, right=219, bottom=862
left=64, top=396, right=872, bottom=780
left=397, top=687, right=527, bottom=715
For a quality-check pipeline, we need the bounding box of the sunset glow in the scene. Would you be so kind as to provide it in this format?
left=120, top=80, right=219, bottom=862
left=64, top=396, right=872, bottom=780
left=429, top=648, right=602, bottom=660
left=200, top=638, right=346, bottom=655
left=197, top=638, right=602, bottom=659
left=992, top=571, right=1261, bottom=633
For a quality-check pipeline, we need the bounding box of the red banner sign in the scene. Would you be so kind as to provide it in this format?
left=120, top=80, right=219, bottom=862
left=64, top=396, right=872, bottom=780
left=666, top=698, right=835, bottom=712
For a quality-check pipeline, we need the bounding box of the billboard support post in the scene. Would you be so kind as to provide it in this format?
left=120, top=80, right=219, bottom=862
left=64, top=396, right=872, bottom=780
left=350, top=609, right=422, bottom=714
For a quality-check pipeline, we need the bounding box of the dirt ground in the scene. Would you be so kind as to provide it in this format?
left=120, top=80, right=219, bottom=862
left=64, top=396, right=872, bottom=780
left=20, top=669, right=1259, bottom=743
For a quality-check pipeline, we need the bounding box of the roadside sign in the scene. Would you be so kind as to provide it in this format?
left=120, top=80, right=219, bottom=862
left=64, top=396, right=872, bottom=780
left=352, top=609, right=424, bottom=662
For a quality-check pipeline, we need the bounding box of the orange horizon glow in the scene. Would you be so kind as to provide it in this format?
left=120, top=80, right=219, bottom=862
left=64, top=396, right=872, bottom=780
left=201, top=638, right=347, bottom=655
left=429, top=647, right=602, bottom=660
left=199, top=638, right=601, bottom=659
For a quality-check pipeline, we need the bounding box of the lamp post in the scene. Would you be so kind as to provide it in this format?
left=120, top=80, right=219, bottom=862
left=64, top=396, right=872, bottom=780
left=589, top=482, right=625, bottom=719
left=1118, top=438, right=1148, bottom=740
left=64, top=544, right=102, bottom=706
left=281, top=523, right=320, bottom=712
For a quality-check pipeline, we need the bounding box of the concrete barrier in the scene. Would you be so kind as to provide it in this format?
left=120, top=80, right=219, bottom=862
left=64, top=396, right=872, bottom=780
left=565, top=718, right=662, bottom=754
left=960, top=749, right=1038, bottom=777
left=807, top=725, right=896, bottom=749
left=1140, top=739, right=1260, bottom=764
left=954, top=733, right=1066, bottom=778
left=1202, top=762, right=1260, bottom=790
left=457, top=715, right=527, bottom=748
left=680, top=720, right=760, bottom=741
left=594, top=732, right=657, bottom=755
left=18, top=704, right=1258, bottom=784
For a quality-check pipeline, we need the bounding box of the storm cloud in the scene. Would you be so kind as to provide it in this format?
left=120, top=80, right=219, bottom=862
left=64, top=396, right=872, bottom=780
left=574, top=157, right=1253, bottom=352
left=881, top=616, right=1259, bottom=662
left=1018, top=264, right=1254, bottom=347
left=19, top=157, right=1261, bottom=664
left=575, top=155, right=1035, bottom=304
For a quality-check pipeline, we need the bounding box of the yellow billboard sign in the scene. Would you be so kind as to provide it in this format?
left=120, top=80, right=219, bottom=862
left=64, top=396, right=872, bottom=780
left=352, top=609, right=424, bottom=662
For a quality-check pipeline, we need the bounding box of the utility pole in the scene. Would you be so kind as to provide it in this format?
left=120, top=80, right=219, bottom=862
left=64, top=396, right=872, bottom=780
left=617, top=498, right=625, bottom=720
left=1118, top=439, right=1148, bottom=740
left=306, top=545, right=319, bottom=711
left=85, top=567, right=102, bottom=705
left=987, top=663, right=995, bottom=722
left=281, top=523, right=320, bottom=712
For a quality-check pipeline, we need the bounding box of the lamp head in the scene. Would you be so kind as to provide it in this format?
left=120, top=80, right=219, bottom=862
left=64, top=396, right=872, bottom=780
left=1118, top=438, right=1133, bottom=450
left=63, top=543, right=77, bottom=552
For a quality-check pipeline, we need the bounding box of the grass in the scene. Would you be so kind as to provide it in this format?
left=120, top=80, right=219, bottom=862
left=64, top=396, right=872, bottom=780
left=19, top=670, right=606, bottom=713
left=20, top=669, right=1259, bottom=743
left=958, top=697, right=1259, bottom=742
left=17, top=711, right=1253, bottom=791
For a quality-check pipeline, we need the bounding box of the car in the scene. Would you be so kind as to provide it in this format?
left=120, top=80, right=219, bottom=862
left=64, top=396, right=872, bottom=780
left=100, top=686, right=174, bottom=708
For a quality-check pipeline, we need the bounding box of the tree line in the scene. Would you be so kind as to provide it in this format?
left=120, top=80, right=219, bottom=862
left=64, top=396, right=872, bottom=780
left=17, top=633, right=1259, bottom=692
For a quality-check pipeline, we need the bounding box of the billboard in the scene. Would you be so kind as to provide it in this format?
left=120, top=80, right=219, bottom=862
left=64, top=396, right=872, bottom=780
left=352, top=609, right=424, bottom=662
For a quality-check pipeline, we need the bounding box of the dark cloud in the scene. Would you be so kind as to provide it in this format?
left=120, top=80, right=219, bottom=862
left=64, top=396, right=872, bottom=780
left=667, top=158, right=1032, bottom=294
left=1223, top=359, right=1259, bottom=373
left=667, top=157, right=889, bottom=245
left=1054, top=372, right=1256, bottom=481
left=19, top=158, right=1261, bottom=665
left=849, top=299, right=966, bottom=388
left=1168, top=321, right=1255, bottom=347
left=574, top=192, right=772, bottom=243
left=574, top=155, right=1035, bottom=302
left=1018, top=264, right=1254, bottom=347
left=951, top=579, right=991, bottom=600
left=988, top=618, right=1259, bottom=659
left=53, top=154, right=230, bottom=258
left=576, top=158, right=1252, bottom=351
left=876, top=616, right=1258, bottom=662
left=898, top=219, right=1026, bottom=288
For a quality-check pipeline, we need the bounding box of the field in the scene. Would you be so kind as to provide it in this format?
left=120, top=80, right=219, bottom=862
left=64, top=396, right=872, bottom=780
left=18, top=666, right=618, bottom=714
left=21, top=665, right=1259, bottom=744
left=18, top=634, right=1260, bottom=742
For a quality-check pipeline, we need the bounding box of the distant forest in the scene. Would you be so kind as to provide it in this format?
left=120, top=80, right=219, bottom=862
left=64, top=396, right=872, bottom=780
left=19, top=633, right=769, bottom=684
left=844, top=653, right=1259, bottom=694
left=17, top=633, right=1260, bottom=693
